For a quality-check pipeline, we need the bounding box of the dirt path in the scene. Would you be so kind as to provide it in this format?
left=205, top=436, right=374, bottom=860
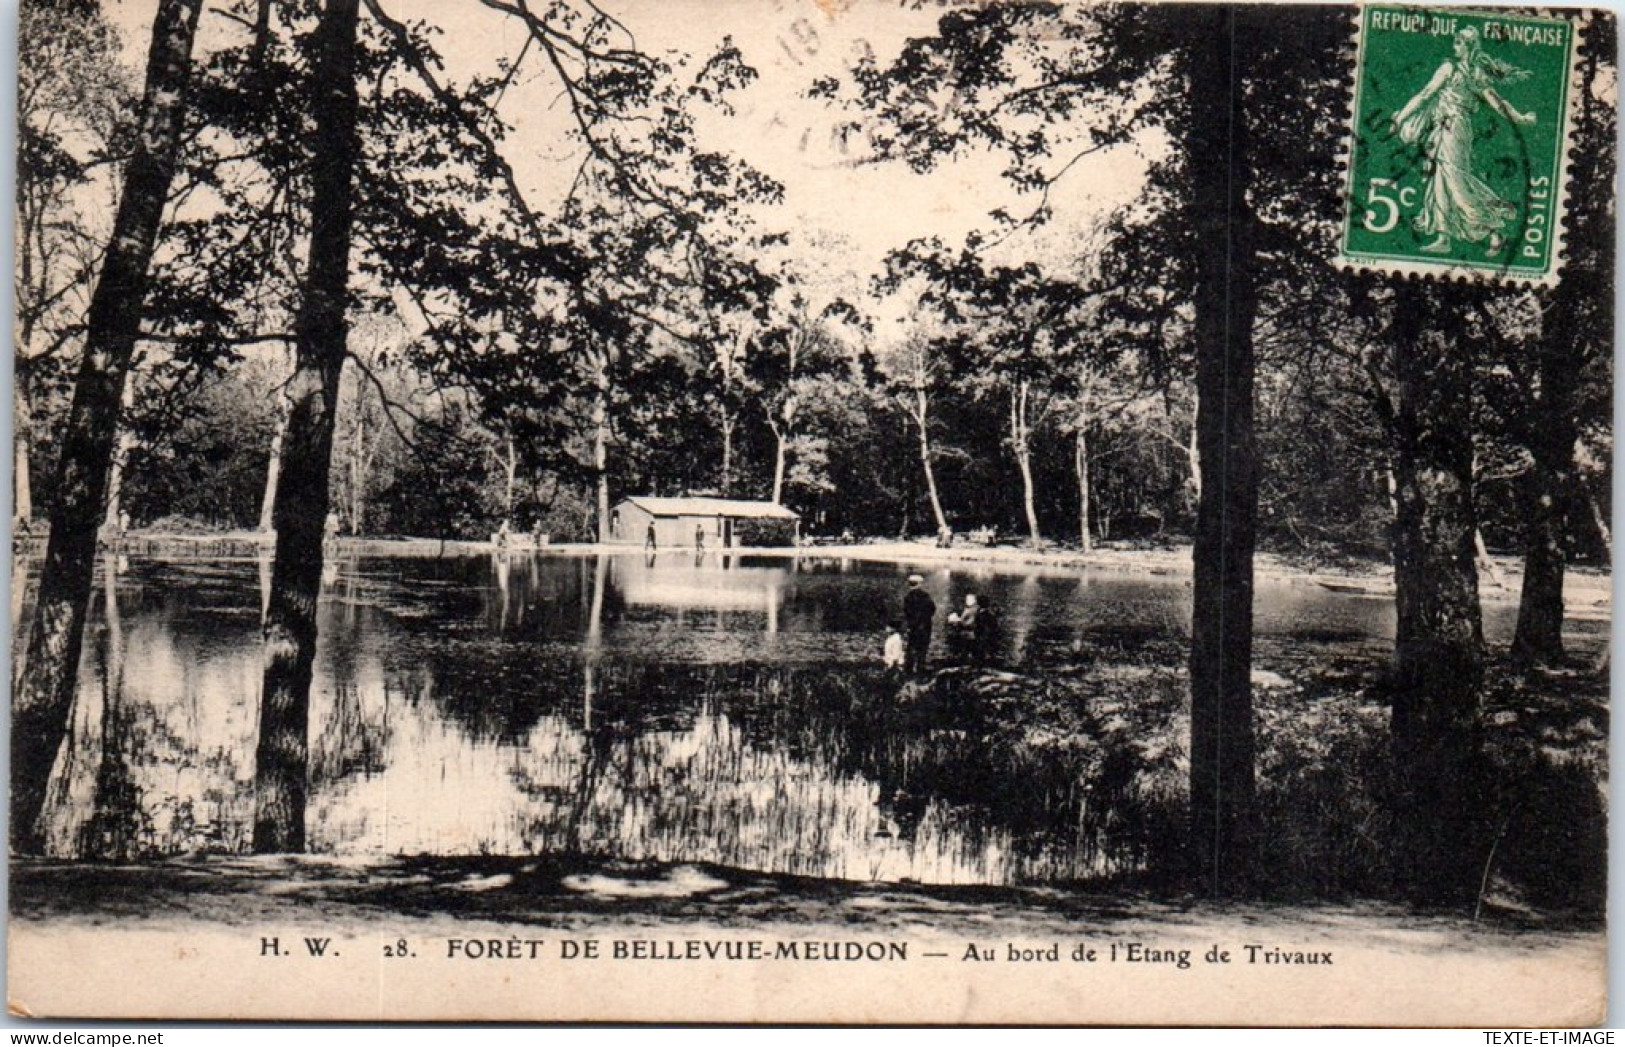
left=9, top=855, right=1605, bottom=1024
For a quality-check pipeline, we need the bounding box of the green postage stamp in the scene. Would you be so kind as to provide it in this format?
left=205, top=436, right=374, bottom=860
left=1339, top=6, right=1579, bottom=283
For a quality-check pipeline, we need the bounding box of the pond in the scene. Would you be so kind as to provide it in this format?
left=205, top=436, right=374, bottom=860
left=22, top=549, right=1605, bottom=886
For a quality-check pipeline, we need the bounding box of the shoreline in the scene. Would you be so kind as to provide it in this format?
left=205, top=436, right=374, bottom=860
left=11, top=851, right=1604, bottom=936
left=23, top=530, right=1612, bottom=616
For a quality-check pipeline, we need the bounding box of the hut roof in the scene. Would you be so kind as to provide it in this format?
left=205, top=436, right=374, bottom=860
left=620, top=496, right=799, bottom=521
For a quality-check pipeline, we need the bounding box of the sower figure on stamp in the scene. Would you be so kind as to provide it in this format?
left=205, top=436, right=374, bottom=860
left=902, top=574, right=935, bottom=675
left=1393, top=26, right=1535, bottom=257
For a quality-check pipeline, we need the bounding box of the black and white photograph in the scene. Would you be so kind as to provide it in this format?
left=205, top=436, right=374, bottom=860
left=5, top=0, right=1614, bottom=1024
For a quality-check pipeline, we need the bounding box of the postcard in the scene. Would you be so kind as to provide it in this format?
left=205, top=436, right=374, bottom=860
left=7, top=0, right=1611, bottom=1024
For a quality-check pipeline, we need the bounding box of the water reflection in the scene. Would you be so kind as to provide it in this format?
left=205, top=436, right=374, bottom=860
left=44, top=554, right=260, bottom=858
left=27, top=551, right=1607, bottom=886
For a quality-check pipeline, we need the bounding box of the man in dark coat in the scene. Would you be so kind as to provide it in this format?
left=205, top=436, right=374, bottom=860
left=902, top=574, right=936, bottom=675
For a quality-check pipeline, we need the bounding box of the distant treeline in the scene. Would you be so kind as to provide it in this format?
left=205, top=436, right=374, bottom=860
left=19, top=350, right=1609, bottom=563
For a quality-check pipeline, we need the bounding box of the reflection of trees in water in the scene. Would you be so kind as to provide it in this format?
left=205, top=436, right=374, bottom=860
left=550, top=664, right=638, bottom=855
left=43, top=605, right=1131, bottom=882
left=996, top=573, right=1042, bottom=664
left=311, top=566, right=392, bottom=784
left=38, top=638, right=106, bottom=856
left=79, top=558, right=140, bottom=857
left=35, top=558, right=1143, bottom=880
left=720, top=665, right=1133, bottom=881
left=309, top=682, right=390, bottom=783
left=486, top=662, right=1129, bottom=884
left=306, top=682, right=581, bottom=855
left=361, top=555, right=631, bottom=742
left=387, top=649, right=577, bottom=742
left=40, top=560, right=258, bottom=858
left=28, top=555, right=1607, bottom=899
left=460, top=551, right=625, bottom=641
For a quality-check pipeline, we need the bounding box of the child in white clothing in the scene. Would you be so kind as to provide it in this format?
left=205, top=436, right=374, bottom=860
left=882, top=621, right=905, bottom=671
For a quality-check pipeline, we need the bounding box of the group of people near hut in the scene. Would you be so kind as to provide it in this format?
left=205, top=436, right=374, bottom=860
left=883, top=573, right=996, bottom=674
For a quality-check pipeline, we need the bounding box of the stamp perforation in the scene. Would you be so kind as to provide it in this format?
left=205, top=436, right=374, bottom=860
left=1334, top=4, right=1589, bottom=287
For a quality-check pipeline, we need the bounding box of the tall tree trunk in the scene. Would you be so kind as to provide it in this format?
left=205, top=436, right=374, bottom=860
left=101, top=431, right=132, bottom=536
left=719, top=405, right=735, bottom=496
left=771, top=333, right=800, bottom=506
left=1186, top=7, right=1258, bottom=896
left=913, top=386, right=949, bottom=535
left=14, top=390, right=33, bottom=524
left=1011, top=381, right=1041, bottom=548
left=348, top=437, right=364, bottom=535
left=11, top=0, right=203, bottom=854
left=592, top=355, right=610, bottom=540
left=770, top=424, right=787, bottom=506
left=1511, top=107, right=1604, bottom=665
left=1511, top=460, right=1568, bottom=666
left=102, top=379, right=137, bottom=535
left=253, top=0, right=361, bottom=854
left=1587, top=487, right=1611, bottom=565
left=1187, top=389, right=1202, bottom=502
left=1074, top=376, right=1093, bottom=552
left=502, top=434, right=517, bottom=528
left=345, top=385, right=367, bottom=534
left=715, top=340, right=739, bottom=496
left=1474, top=527, right=1505, bottom=590
left=1388, top=282, right=1487, bottom=906
left=1074, top=420, right=1092, bottom=554
left=259, top=407, right=287, bottom=533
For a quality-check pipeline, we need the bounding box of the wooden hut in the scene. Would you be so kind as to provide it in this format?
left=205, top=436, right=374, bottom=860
left=607, top=496, right=799, bottom=548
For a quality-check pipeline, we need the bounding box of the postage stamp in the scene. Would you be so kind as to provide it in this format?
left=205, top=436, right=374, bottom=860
left=1339, top=6, right=1579, bottom=283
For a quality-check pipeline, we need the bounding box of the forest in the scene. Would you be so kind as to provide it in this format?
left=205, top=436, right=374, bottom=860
left=10, top=0, right=1615, bottom=909
left=17, top=2, right=1611, bottom=557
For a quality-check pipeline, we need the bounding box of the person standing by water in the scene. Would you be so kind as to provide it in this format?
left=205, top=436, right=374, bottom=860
left=902, top=574, right=935, bottom=675
left=645, top=521, right=657, bottom=551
